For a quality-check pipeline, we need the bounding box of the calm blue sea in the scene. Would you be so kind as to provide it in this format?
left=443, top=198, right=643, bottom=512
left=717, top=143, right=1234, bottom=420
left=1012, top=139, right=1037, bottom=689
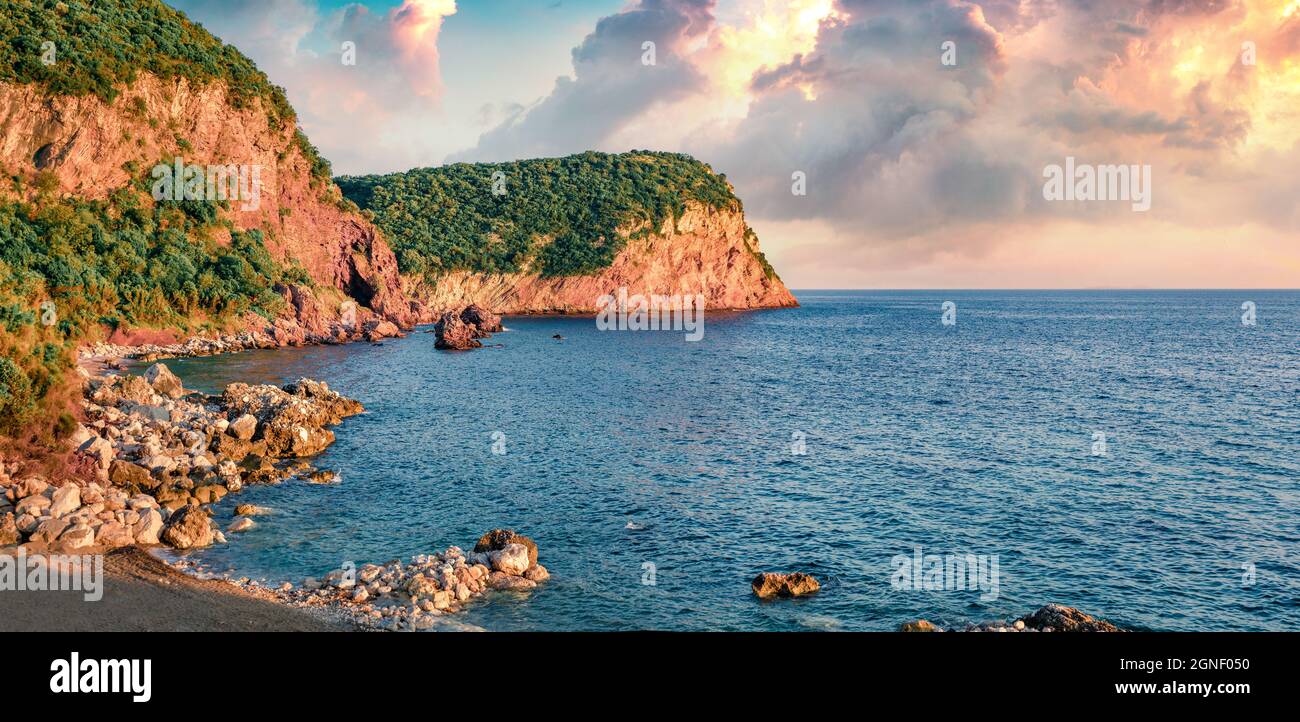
left=155, top=290, right=1300, bottom=631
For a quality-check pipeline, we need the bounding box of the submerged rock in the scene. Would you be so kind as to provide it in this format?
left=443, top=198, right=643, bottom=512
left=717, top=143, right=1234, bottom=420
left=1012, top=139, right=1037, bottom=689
left=751, top=572, right=821, bottom=599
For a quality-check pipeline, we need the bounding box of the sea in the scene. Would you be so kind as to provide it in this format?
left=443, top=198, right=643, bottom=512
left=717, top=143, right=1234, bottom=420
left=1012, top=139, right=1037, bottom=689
left=150, top=290, right=1299, bottom=631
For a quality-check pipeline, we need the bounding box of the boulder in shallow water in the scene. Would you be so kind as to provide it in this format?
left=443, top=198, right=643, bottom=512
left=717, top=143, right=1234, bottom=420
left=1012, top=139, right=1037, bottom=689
left=434, top=312, right=482, bottom=350
left=1017, top=604, right=1120, bottom=632
left=488, top=571, right=537, bottom=592
left=488, top=543, right=531, bottom=576
left=474, top=529, right=538, bottom=567
left=160, top=506, right=214, bottom=549
left=523, top=564, right=550, bottom=583
left=899, top=619, right=939, bottom=632
left=363, top=319, right=401, bottom=342
left=143, top=363, right=186, bottom=399
left=220, top=380, right=361, bottom=457
left=460, top=304, right=503, bottom=334
left=751, top=572, right=821, bottom=599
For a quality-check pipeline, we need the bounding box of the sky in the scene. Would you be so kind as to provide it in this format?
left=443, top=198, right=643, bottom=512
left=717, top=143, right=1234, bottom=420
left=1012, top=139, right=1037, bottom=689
left=165, top=0, right=1300, bottom=289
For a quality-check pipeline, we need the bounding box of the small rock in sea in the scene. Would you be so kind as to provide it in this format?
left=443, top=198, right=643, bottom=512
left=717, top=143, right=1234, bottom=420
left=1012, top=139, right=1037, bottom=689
left=460, top=305, right=504, bottom=334
left=488, top=571, right=537, bottom=592
left=306, top=469, right=339, bottom=484
left=552, top=334, right=564, bottom=340
left=751, top=572, right=820, bottom=599
left=228, top=517, right=255, bottom=533
left=488, top=543, right=531, bottom=576
left=1013, top=620, right=1025, bottom=630
left=523, top=564, right=550, bottom=583
left=1017, top=604, right=1121, bottom=632
left=899, top=619, right=939, bottom=632
left=474, top=528, right=539, bottom=567
left=434, top=312, right=483, bottom=350
left=234, top=504, right=268, bottom=516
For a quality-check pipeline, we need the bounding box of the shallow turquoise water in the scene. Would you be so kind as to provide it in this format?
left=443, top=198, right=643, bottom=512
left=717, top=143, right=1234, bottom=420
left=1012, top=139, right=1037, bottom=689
left=157, top=290, right=1300, bottom=630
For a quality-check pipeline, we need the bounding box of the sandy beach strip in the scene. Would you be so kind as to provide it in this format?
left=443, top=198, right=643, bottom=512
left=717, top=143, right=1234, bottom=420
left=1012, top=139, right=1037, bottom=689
left=0, top=547, right=348, bottom=632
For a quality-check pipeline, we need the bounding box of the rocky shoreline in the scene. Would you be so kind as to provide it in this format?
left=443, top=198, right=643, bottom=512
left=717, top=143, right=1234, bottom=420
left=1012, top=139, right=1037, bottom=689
left=1, top=317, right=550, bottom=631
left=167, top=529, right=549, bottom=632
left=82, top=314, right=405, bottom=368
left=1, top=325, right=1123, bottom=633
left=900, top=604, right=1123, bottom=632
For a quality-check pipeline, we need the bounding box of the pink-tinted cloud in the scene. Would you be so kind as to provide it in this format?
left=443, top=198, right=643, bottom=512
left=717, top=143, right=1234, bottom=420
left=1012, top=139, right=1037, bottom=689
left=172, top=0, right=458, bottom=173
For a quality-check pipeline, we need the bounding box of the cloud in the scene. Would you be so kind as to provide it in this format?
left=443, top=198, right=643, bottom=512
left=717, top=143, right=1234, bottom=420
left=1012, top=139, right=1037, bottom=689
left=170, top=0, right=458, bottom=173
left=173, top=0, right=1300, bottom=285
left=450, top=0, right=717, bottom=162
left=689, top=1, right=1012, bottom=235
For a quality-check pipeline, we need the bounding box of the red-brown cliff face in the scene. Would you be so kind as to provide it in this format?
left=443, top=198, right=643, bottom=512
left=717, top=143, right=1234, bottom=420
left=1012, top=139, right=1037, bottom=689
left=0, top=73, right=797, bottom=337
left=404, top=202, right=798, bottom=317
left=0, top=74, right=411, bottom=332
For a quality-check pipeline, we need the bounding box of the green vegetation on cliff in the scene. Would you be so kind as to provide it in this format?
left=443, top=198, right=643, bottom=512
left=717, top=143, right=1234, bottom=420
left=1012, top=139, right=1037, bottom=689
left=0, top=0, right=334, bottom=183
left=336, top=151, right=744, bottom=279
left=0, top=0, right=344, bottom=440
left=0, top=0, right=293, bottom=123
left=0, top=175, right=300, bottom=437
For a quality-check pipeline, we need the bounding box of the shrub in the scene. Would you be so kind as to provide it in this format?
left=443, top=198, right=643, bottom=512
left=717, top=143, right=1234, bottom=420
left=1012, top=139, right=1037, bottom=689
left=0, top=0, right=297, bottom=129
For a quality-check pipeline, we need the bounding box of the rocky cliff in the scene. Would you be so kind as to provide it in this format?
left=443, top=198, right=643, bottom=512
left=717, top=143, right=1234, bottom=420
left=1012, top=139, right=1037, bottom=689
left=404, top=202, right=797, bottom=315
left=0, top=73, right=411, bottom=333
left=338, top=150, right=798, bottom=317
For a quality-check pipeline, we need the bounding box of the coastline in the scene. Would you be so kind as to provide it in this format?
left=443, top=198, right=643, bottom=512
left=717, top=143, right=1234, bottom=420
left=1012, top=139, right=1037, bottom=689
left=0, top=547, right=347, bottom=632
left=1, top=312, right=550, bottom=632
left=4, top=305, right=1131, bottom=633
